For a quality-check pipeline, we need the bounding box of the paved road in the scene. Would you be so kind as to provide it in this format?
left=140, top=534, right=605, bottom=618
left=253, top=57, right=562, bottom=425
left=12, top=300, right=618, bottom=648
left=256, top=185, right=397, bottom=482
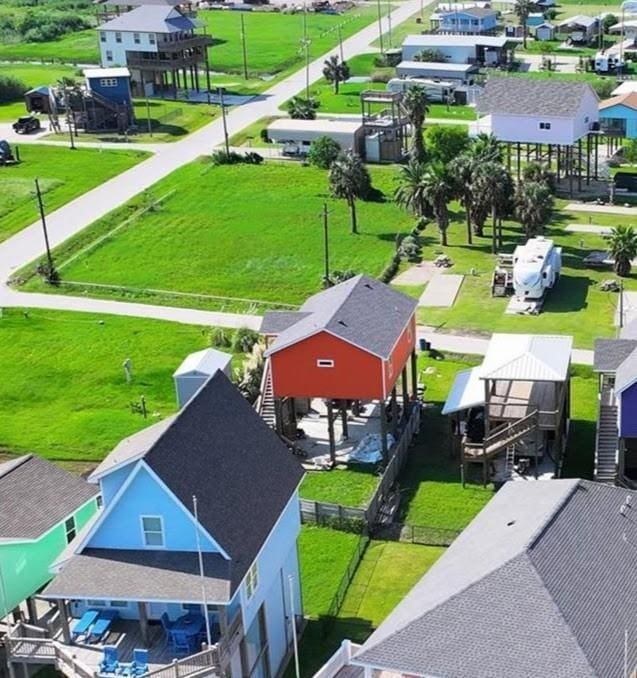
left=565, top=202, right=637, bottom=216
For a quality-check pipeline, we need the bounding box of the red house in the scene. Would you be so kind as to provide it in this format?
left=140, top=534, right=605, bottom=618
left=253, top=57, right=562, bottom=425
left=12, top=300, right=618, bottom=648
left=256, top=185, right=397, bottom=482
left=260, top=275, right=419, bottom=462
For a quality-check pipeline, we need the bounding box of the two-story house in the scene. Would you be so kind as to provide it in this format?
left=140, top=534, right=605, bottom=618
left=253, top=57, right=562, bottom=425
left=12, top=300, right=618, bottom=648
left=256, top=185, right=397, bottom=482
left=438, top=7, right=498, bottom=34
left=97, top=4, right=213, bottom=97
left=26, top=371, right=304, bottom=678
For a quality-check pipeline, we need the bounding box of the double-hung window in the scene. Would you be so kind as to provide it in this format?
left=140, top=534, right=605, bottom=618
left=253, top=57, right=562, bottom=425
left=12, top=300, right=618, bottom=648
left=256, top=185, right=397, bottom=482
left=539, top=121, right=552, bottom=130
left=246, top=562, right=259, bottom=599
left=141, top=515, right=164, bottom=547
left=65, top=516, right=76, bottom=544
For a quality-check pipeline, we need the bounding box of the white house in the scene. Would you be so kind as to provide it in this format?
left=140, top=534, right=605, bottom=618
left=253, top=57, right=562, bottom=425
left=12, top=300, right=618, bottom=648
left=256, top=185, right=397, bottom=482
left=97, top=5, right=212, bottom=96
left=473, top=78, right=599, bottom=145
left=401, top=34, right=513, bottom=65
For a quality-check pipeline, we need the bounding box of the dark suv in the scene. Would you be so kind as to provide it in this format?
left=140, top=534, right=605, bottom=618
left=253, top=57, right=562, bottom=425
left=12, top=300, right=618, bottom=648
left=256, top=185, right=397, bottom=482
left=12, top=116, right=41, bottom=134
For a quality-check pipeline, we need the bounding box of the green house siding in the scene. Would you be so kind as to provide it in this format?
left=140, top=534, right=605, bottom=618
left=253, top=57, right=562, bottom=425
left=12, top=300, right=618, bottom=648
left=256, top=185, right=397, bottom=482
left=0, top=498, right=98, bottom=615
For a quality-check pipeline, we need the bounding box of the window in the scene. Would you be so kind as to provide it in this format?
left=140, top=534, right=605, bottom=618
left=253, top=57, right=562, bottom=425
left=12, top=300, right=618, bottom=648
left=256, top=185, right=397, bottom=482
left=96, top=495, right=103, bottom=509
left=246, top=562, right=259, bottom=599
left=106, top=50, right=113, bottom=62
left=100, top=78, right=117, bottom=87
left=148, top=33, right=156, bottom=44
left=87, top=599, right=107, bottom=607
left=183, top=603, right=217, bottom=613
left=115, top=32, right=122, bottom=43
left=99, top=32, right=106, bottom=43
left=316, top=359, right=334, bottom=368
left=141, top=515, right=164, bottom=547
left=539, top=122, right=551, bottom=130
left=65, top=516, right=76, bottom=544
left=134, top=32, right=140, bottom=44
left=110, top=601, right=129, bottom=608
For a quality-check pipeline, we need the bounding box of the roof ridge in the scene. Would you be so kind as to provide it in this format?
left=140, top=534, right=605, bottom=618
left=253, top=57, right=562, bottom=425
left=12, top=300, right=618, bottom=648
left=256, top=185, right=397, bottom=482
left=527, top=478, right=580, bottom=549
left=0, top=454, right=32, bottom=480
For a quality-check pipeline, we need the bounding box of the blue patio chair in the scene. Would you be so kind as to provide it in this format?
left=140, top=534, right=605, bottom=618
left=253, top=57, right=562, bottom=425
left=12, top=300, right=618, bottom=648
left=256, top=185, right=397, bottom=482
left=88, top=609, right=119, bottom=643
left=160, top=613, right=174, bottom=633
left=168, top=629, right=193, bottom=656
left=99, top=645, right=119, bottom=674
left=119, top=648, right=149, bottom=677
left=71, top=609, right=100, bottom=641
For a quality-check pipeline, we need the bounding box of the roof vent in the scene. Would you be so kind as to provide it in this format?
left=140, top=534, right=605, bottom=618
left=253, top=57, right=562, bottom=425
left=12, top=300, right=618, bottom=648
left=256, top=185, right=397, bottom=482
left=506, top=520, right=516, bottom=527
left=364, top=283, right=374, bottom=290
left=627, top=495, right=633, bottom=507
left=621, top=504, right=628, bottom=516
left=337, top=320, right=348, bottom=327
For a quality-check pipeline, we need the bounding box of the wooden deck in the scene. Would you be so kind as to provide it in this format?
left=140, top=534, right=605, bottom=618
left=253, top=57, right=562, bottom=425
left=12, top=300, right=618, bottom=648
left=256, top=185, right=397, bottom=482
left=488, top=380, right=557, bottom=424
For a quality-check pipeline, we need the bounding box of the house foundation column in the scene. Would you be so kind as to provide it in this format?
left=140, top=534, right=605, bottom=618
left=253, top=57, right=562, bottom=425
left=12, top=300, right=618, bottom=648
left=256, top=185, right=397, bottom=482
left=56, top=600, right=71, bottom=644
left=326, top=400, right=336, bottom=465
left=274, top=398, right=283, bottom=436
left=401, top=367, right=409, bottom=413
left=379, top=401, right=389, bottom=464
left=410, top=350, right=418, bottom=400
left=391, top=387, right=399, bottom=435
left=26, top=597, right=38, bottom=625
left=138, top=602, right=149, bottom=646
left=340, top=400, right=349, bottom=439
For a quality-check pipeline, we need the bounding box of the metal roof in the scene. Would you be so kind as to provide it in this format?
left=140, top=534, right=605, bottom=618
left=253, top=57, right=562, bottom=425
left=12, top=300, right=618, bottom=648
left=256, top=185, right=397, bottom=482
left=559, top=14, right=598, bottom=28
left=0, top=455, right=97, bottom=540
left=480, top=334, right=572, bottom=382
left=173, top=348, right=232, bottom=377
left=477, top=77, right=598, bottom=117
left=83, top=67, right=130, bottom=79
left=265, top=275, right=417, bottom=360
left=267, top=118, right=363, bottom=135
left=441, top=367, right=484, bottom=415
left=98, top=6, right=196, bottom=33
left=402, top=33, right=510, bottom=47
left=397, top=60, right=478, bottom=72
left=354, top=479, right=637, bottom=678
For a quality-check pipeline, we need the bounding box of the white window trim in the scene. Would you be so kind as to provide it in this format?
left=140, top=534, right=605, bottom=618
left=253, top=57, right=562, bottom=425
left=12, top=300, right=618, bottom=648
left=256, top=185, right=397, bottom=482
left=65, top=516, right=76, bottom=544
left=245, top=562, right=259, bottom=600
left=316, top=359, right=334, bottom=368
left=140, top=514, right=165, bottom=548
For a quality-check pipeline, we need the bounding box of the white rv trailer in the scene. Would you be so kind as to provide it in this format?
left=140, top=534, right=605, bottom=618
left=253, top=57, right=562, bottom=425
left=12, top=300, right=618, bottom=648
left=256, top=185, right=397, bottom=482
left=387, top=77, right=458, bottom=102
left=512, top=236, right=562, bottom=300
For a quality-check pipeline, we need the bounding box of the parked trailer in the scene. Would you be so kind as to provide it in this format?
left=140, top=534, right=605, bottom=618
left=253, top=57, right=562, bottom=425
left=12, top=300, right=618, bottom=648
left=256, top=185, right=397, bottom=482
left=512, top=236, right=562, bottom=300
left=387, top=77, right=458, bottom=103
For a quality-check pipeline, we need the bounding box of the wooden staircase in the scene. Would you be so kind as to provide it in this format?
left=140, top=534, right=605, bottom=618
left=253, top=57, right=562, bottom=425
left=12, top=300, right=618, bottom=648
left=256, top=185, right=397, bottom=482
left=465, top=410, right=539, bottom=461
left=594, top=384, right=618, bottom=484
left=256, top=359, right=276, bottom=429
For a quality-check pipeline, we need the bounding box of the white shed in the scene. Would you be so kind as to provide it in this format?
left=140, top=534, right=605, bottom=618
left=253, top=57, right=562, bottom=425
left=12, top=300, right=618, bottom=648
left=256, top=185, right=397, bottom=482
left=173, top=348, right=232, bottom=408
left=395, top=60, right=478, bottom=83
left=267, top=118, right=365, bottom=156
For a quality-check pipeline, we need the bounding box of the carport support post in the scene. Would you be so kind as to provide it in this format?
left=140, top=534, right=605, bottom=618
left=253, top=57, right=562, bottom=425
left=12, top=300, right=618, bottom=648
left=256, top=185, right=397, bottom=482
left=326, top=400, right=336, bottom=465
left=379, top=401, right=389, bottom=464
left=401, top=367, right=409, bottom=413
left=391, top=387, right=399, bottom=435
left=56, top=600, right=71, bottom=644
left=138, top=602, right=149, bottom=646
left=340, top=400, right=349, bottom=439
left=274, top=398, right=283, bottom=436
left=26, top=597, right=37, bottom=625
left=410, top=350, right=418, bottom=400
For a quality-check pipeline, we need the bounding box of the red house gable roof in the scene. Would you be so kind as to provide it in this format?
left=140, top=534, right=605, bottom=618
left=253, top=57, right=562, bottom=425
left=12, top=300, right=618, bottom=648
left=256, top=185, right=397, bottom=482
left=262, top=275, right=418, bottom=360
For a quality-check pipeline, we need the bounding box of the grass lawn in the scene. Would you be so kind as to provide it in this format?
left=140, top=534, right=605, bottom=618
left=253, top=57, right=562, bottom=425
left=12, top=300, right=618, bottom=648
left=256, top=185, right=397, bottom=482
left=0, top=62, right=80, bottom=122
left=0, top=308, right=243, bottom=462
left=21, top=160, right=414, bottom=309
left=298, top=525, right=363, bottom=618
left=300, top=467, right=381, bottom=508
left=397, top=352, right=495, bottom=530
left=0, top=29, right=99, bottom=64
left=413, top=200, right=637, bottom=349
left=562, top=364, right=598, bottom=480
left=0, top=144, right=148, bottom=243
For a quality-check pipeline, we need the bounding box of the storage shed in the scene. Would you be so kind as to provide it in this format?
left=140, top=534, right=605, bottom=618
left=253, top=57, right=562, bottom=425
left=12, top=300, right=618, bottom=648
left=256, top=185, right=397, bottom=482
left=267, top=118, right=365, bottom=156
left=173, top=348, right=232, bottom=407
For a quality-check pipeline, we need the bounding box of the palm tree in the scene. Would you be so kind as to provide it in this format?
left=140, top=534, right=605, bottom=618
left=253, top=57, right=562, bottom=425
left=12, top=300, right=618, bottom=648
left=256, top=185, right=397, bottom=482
left=608, top=225, right=637, bottom=277
left=522, top=161, right=556, bottom=193
left=329, top=150, right=372, bottom=234
left=322, top=55, right=350, bottom=94
left=472, top=161, right=513, bottom=253
left=515, top=0, right=534, bottom=48
left=394, top=159, right=432, bottom=220
left=286, top=96, right=319, bottom=120
left=402, top=86, right=429, bottom=163
left=515, top=180, right=554, bottom=238
left=469, top=133, right=502, bottom=164
left=421, top=162, right=454, bottom=246
left=449, top=153, right=475, bottom=245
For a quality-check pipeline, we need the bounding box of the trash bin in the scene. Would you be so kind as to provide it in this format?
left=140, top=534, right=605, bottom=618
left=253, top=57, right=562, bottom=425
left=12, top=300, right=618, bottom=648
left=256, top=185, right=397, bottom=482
left=419, top=338, right=430, bottom=351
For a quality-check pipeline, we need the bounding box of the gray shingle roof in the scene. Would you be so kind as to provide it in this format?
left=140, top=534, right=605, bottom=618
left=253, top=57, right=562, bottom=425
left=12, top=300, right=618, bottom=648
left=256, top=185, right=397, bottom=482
left=477, top=78, right=597, bottom=117
left=353, top=480, right=637, bottom=678
left=615, top=347, right=637, bottom=393
left=0, top=455, right=97, bottom=540
left=593, top=338, right=637, bottom=372
left=265, top=275, right=417, bottom=360
left=98, top=6, right=196, bottom=33
left=260, top=311, right=311, bottom=335
left=44, top=548, right=232, bottom=603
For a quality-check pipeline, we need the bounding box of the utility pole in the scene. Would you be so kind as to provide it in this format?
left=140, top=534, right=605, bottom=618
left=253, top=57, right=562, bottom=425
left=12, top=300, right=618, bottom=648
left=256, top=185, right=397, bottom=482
left=218, top=87, right=229, bottom=154
left=64, top=89, right=75, bottom=150
left=376, top=0, right=384, bottom=54
left=35, top=178, right=54, bottom=275
left=302, top=3, right=311, bottom=99
left=322, top=202, right=330, bottom=286
left=386, top=0, right=392, bottom=48
left=620, top=279, right=625, bottom=334
left=337, top=23, right=344, bottom=62
left=240, top=13, right=249, bottom=80
left=145, top=97, right=153, bottom=137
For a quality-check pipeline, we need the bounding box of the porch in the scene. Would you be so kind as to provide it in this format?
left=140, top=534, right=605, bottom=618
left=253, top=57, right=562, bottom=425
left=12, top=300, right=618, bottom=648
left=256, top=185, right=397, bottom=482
left=487, top=378, right=566, bottom=430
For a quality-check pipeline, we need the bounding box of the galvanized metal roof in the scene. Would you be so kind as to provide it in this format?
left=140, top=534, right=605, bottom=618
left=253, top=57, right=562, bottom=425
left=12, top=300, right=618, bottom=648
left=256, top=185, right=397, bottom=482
left=441, top=367, right=484, bottom=415
left=354, top=479, right=637, bottom=678
left=402, top=33, right=510, bottom=47
left=173, top=348, right=232, bottom=377
left=480, top=334, right=572, bottom=382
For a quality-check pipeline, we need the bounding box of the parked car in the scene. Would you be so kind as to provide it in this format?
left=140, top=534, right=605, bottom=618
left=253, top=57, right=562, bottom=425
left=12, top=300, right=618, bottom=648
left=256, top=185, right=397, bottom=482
left=12, top=116, right=41, bottom=134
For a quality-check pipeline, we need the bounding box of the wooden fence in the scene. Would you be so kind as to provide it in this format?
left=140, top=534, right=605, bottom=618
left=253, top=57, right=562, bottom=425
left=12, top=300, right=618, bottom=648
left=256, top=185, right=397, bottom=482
left=300, top=403, right=422, bottom=532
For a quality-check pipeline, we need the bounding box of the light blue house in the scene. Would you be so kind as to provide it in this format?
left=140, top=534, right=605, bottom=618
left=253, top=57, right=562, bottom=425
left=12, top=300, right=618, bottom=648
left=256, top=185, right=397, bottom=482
left=39, top=370, right=305, bottom=678
left=599, top=92, right=637, bottom=138
left=439, top=7, right=498, bottom=34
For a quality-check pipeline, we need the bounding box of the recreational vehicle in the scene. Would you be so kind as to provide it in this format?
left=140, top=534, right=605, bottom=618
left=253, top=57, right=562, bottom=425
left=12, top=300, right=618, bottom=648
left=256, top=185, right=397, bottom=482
left=512, top=236, right=562, bottom=300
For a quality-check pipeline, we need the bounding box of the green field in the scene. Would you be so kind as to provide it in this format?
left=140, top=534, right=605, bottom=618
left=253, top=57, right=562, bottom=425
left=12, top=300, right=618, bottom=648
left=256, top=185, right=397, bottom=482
left=21, top=160, right=414, bottom=308
left=0, top=144, right=147, bottom=243
left=0, top=29, right=99, bottom=64
left=0, top=309, right=241, bottom=462
left=298, top=526, right=363, bottom=618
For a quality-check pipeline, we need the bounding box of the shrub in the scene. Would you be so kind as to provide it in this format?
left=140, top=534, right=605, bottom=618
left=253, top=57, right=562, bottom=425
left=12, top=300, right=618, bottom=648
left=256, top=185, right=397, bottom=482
left=231, top=327, right=260, bottom=354
left=379, top=251, right=401, bottom=284
left=237, top=343, right=265, bottom=403
left=209, top=327, right=231, bottom=348
left=399, top=234, right=422, bottom=263
left=370, top=70, right=392, bottom=83
left=592, top=78, right=615, bottom=99
left=0, top=74, right=27, bottom=104
left=211, top=150, right=263, bottom=165
left=243, top=151, right=264, bottom=164
left=307, top=135, right=341, bottom=169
